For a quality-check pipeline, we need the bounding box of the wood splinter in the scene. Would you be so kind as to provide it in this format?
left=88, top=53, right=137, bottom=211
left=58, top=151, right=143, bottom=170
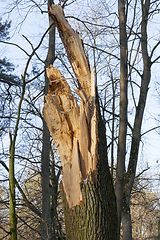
left=43, top=5, right=96, bottom=209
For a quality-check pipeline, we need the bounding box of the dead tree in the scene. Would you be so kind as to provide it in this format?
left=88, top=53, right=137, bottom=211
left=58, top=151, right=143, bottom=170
left=43, top=5, right=117, bottom=239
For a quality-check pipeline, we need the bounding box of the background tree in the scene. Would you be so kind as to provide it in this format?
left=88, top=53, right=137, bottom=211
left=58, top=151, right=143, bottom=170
left=131, top=172, right=160, bottom=239
left=0, top=19, right=21, bottom=137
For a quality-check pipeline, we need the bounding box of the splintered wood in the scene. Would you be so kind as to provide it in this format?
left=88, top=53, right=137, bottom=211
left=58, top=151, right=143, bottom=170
left=43, top=5, right=96, bottom=209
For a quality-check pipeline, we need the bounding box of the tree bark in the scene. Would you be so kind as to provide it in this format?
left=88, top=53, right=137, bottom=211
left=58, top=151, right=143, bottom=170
left=121, top=205, right=132, bottom=240
left=9, top=144, right=17, bottom=240
left=41, top=1, right=55, bottom=239
left=122, top=1, right=151, bottom=239
left=60, top=94, right=117, bottom=239
left=115, top=0, right=128, bottom=238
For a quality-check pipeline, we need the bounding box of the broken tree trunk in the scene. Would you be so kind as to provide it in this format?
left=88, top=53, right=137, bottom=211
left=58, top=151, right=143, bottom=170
left=43, top=5, right=117, bottom=239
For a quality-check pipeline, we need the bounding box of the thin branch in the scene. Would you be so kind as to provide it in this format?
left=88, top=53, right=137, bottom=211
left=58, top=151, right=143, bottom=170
left=66, top=15, right=118, bottom=29
left=23, top=97, right=43, bottom=120
left=0, top=160, right=41, bottom=217
left=128, top=79, right=141, bottom=89
left=102, top=107, right=133, bottom=132
left=22, top=35, right=45, bottom=64
left=85, top=42, right=142, bottom=77
left=16, top=214, right=41, bottom=236
left=26, top=69, right=45, bottom=84
left=135, top=167, right=150, bottom=179
left=0, top=225, right=11, bottom=235
left=0, top=232, right=11, bottom=240
left=141, top=126, right=160, bottom=137
left=84, top=42, right=120, bottom=61
left=127, top=41, right=141, bottom=80
left=150, top=40, right=160, bottom=59
left=127, top=0, right=138, bottom=39
left=0, top=40, right=29, bottom=56
left=22, top=22, right=55, bottom=82
left=22, top=120, right=43, bottom=131
left=30, top=0, right=44, bottom=14
left=151, top=55, right=160, bottom=65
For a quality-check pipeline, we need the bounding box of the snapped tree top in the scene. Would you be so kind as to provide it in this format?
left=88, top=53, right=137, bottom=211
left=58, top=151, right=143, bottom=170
left=43, top=5, right=96, bottom=209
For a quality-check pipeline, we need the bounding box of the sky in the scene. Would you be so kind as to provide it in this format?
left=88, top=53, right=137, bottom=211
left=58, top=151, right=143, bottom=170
left=0, top=0, right=160, bottom=186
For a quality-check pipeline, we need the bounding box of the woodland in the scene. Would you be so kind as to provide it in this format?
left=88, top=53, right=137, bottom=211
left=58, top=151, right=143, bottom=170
left=0, top=0, right=160, bottom=239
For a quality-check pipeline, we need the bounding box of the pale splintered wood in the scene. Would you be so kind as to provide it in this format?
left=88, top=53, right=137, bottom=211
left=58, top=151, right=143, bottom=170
left=90, top=67, right=96, bottom=172
left=43, top=67, right=77, bottom=168
left=62, top=139, right=82, bottom=209
left=43, top=65, right=96, bottom=209
left=43, top=5, right=96, bottom=209
left=49, top=4, right=91, bottom=98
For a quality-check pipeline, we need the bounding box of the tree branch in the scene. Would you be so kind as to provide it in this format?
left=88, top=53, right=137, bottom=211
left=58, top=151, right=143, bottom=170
left=0, top=160, right=41, bottom=217
left=0, top=40, right=29, bottom=56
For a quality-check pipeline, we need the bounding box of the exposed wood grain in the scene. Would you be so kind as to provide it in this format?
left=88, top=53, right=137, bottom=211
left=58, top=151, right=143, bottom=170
left=49, top=4, right=91, bottom=98
left=62, top=139, right=82, bottom=208
left=43, top=5, right=96, bottom=208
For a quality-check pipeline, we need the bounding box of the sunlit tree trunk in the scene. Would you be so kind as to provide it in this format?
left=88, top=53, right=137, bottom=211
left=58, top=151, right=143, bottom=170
left=9, top=71, right=26, bottom=239
left=9, top=145, right=17, bottom=240
left=9, top=71, right=26, bottom=240
left=60, top=96, right=118, bottom=239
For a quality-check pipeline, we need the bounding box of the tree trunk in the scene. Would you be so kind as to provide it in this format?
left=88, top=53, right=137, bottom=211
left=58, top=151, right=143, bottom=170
left=9, top=74, right=26, bottom=240
left=43, top=4, right=118, bottom=239
left=41, top=121, right=51, bottom=240
left=158, top=218, right=160, bottom=240
left=41, top=1, right=55, bottom=239
left=60, top=94, right=117, bottom=239
left=9, top=145, right=17, bottom=240
left=122, top=1, right=151, bottom=239
left=121, top=204, right=132, bottom=240
left=115, top=0, right=128, bottom=238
